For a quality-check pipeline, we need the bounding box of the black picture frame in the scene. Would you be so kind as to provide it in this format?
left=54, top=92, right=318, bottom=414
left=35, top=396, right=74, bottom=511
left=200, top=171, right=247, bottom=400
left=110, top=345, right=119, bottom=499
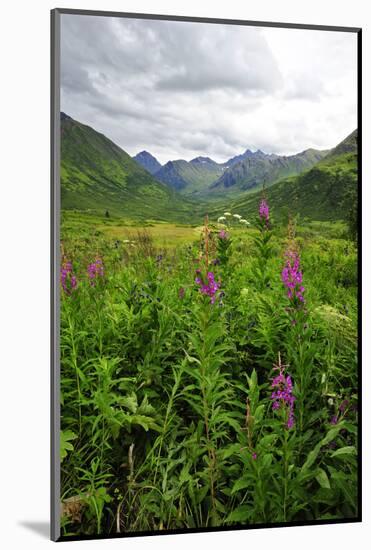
left=51, top=8, right=362, bottom=542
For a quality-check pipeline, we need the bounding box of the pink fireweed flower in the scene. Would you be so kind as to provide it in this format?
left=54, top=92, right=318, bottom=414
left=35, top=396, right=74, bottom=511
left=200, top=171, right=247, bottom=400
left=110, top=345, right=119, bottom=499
left=60, top=260, right=77, bottom=295
left=271, top=368, right=295, bottom=430
left=218, top=229, right=229, bottom=240
left=195, top=270, right=221, bottom=304
left=87, top=258, right=104, bottom=286
left=281, top=250, right=305, bottom=304
left=259, top=199, right=269, bottom=222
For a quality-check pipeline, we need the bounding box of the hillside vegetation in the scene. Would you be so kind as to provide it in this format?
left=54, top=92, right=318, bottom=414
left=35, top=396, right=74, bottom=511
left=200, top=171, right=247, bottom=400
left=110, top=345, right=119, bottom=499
left=209, top=132, right=357, bottom=224
left=60, top=113, right=203, bottom=223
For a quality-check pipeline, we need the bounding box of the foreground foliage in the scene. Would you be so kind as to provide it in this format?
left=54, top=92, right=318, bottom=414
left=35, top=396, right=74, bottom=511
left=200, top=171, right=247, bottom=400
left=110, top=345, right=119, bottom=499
left=59, top=206, right=358, bottom=536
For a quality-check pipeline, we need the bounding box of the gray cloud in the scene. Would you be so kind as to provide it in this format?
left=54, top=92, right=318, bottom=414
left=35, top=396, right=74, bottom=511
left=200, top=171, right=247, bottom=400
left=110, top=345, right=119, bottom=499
left=60, top=14, right=357, bottom=164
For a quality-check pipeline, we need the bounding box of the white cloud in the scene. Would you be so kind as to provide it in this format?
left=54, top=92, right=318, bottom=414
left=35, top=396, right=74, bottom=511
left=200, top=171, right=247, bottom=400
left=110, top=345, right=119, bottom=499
left=61, top=15, right=357, bottom=164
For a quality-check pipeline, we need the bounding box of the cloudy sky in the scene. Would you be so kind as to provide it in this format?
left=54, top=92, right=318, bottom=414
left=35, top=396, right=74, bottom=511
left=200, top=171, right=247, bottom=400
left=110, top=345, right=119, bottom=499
left=60, top=14, right=357, bottom=164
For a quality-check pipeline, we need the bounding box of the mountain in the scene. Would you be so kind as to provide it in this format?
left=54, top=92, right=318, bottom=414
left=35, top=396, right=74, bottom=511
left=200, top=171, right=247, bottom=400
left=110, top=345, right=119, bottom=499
left=190, top=156, right=220, bottom=167
left=60, top=113, right=202, bottom=222
left=223, top=148, right=275, bottom=168
left=155, top=158, right=224, bottom=195
left=211, top=130, right=358, bottom=222
left=324, top=129, right=357, bottom=159
left=210, top=148, right=328, bottom=197
left=133, top=150, right=162, bottom=175
left=154, top=146, right=327, bottom=199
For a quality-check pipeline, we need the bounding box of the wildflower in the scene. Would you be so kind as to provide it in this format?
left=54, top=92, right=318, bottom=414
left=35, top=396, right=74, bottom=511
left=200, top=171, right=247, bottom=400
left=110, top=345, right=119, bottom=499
left=281, top=250, right=305, bottom=304
left=271, top=357, right=295, bottom=429
left=217, top=216, right=227, bottom=223
left=218, top=229, right=229, bottom=240
left=259, top=199, right=269, bottom=222
left=224, top=212, right=232, bottom=216
left=60, top=260, right=77, bottom=295
left=252, top=452, right=257, bottom=460
left=330, top=415, right=338, bottom=425
left=195, top=270, right=221, bottom=304
left=240, top=218, right=250, bottom=225
left=87, top=258, right=104, bottom=286
left=233, top=213, right=242, bottom=220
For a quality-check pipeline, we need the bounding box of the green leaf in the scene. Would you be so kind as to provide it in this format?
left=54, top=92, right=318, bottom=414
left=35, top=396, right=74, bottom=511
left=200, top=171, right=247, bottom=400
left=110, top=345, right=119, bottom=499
left=221, top=443, right=242, bottom=460
left=261, top=453, right=273, bottom=469
left=254, top=404, right=265, bottom=424
left=316, top=468, right=331, bottom=489
left=226, top=505, right=251, bottom=523
left=60, top=429, right=77, bottom=461
left=231, top=478, right=251, bottom=494
left=300, top=424, right=343, bottom=475
left=331, top=446, right=357, bottom=458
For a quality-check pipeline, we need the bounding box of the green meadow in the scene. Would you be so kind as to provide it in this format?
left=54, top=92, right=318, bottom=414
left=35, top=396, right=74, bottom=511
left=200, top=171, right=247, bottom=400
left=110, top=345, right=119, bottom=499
left=60, top=207, right=358, bottom=536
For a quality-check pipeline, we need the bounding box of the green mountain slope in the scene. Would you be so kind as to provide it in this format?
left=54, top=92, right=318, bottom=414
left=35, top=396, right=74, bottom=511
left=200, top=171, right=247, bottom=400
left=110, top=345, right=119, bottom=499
left=210, top=148, right=328, bottom=197
left=60, top=113, right=202, bottom=222
left=209, top=130, right=358, bottom=222
left=155, top=157, right=224, bottom=195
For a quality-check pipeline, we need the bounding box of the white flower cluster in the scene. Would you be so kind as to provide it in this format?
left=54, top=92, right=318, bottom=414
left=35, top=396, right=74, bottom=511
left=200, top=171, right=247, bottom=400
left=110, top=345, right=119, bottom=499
left=217, top=211, right=250, bottom=227
left=123, top=239, right=136, bottom=247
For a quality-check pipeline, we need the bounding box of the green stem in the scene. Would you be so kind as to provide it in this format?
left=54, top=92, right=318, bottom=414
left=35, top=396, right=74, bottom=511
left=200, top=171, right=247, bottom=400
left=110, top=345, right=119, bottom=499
left=283, top=428, right=289, bottom=522
left=200, top=305, right=217, bottom=523
left=67, top=307, right=82, bottom=436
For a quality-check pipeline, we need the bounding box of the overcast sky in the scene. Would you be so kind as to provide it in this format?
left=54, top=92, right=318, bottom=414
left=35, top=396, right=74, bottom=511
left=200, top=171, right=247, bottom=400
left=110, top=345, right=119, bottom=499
left=60, top=14, right=357, bottom=164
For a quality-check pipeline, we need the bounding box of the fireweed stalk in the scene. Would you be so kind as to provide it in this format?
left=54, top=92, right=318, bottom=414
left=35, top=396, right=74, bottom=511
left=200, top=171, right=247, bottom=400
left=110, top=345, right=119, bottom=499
left=187, top=219, right=230, bottom=522
left=216, top=229, right=232, bottom=270
left=253, top=196, right=273, bottom=289
left=280, top=222, right=313, bottom=435
left=270, top=355, right=296, bottom=430
left=87, top=258, right=104, bottom=286
left=259, top=199, right=269, bottom=226
left=195, top=270, right=221, bottom=305
left=271, top=353, right=295, bottom=521
left=281, top=250, right=305, bottom=306
left=61, top=260, right=77, bottom=295
left=61, top=259, right=82, bottom=434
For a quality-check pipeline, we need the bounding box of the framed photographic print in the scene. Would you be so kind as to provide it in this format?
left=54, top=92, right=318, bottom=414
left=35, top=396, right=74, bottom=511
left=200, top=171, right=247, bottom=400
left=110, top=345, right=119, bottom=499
left=51, top=8, right=361, bottom=542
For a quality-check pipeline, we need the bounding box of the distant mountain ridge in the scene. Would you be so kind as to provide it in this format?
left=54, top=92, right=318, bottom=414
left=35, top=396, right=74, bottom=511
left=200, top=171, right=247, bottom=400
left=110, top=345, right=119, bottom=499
left=155, top=158, right=224, bottom=195
left=134, top=144, right=329, bottom=198
left=222, top=148, right=275, bottom=168
left=210, top=147, right=329, bottom=197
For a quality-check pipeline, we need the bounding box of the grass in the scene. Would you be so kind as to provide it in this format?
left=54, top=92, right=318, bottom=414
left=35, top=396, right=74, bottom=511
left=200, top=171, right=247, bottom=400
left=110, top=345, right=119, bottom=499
left=59, top=208, right=358, bottom=537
